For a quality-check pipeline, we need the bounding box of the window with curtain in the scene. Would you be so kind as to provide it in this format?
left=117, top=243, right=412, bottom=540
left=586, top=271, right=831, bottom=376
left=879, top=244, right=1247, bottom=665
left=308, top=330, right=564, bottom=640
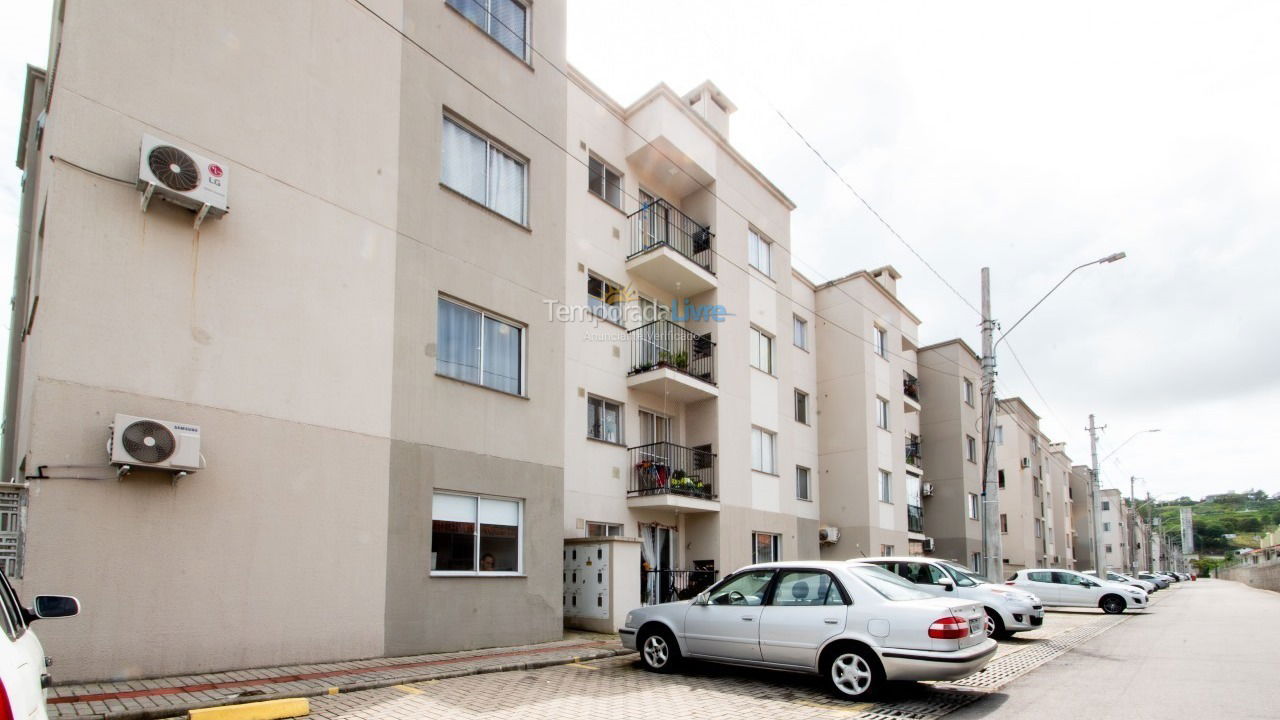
left=441, top=116, right=527, bottom=224
left=431, top=492, right=522, bottom=574
left=446, top=0, right=528, bottom=60
left=587, top=395, right=622, bottom=443
left=751, top=427, right=776, bottom=474
left=748, top=228, right=772, bottom=277
left=437, top=296, right=524, bottom=395
left=752, top=533, right=780, bottom=564
left=750, top=327, right=774, bottom=373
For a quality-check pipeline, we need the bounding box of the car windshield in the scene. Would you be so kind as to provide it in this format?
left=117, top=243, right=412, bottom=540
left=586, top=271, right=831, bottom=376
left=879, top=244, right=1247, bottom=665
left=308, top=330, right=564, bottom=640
left=849, top=564, right=934, bottom=601
left=938, top=561, right=980, bottom=587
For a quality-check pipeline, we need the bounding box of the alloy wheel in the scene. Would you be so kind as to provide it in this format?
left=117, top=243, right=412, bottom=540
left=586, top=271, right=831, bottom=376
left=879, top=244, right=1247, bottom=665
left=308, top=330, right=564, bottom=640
left=831, top=652, right=873, bottom=696
left=643, top=634, right=669, bottom=668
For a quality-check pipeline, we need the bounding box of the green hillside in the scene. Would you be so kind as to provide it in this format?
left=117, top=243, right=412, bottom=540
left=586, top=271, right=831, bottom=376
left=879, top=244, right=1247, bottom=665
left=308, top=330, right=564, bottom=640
left=1146, top=490, right=1280, bottom=554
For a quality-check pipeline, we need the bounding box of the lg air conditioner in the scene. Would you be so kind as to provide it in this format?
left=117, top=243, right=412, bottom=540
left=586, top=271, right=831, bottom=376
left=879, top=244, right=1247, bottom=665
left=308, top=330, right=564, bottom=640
left=818, top=527, right=841, bottom=544
left=136, top=134, right=229, bottom=227
left=109, top=413, right=202, bottom=473
left=923, top=538, right=936, bottom=553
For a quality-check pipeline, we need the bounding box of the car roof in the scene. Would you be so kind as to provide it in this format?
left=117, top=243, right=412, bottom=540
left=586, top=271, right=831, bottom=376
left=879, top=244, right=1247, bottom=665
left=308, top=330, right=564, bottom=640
left=735, top=560, right=856, bottom=571
left=853, top=556, right=952, bottom=564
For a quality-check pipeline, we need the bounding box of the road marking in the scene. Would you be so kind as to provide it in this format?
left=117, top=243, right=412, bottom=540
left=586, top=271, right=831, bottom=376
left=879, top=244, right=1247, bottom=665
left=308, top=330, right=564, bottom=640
left=392, top=685, right=424, bottom=695
left=325, top=688, right=339, bottom=696
left=569, top=662, right=599, bottom=671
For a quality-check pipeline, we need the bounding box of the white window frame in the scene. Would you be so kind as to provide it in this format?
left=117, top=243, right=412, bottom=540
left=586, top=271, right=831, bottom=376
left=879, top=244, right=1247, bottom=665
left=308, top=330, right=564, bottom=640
left=876, top=396, right=889, bottom=430
left=995, top=425, right=1004, bottom=445
left=873, top=326, right=887, bottom=358
left=792, top=314, right=808, bottom=350
left=430, top=491, right=524, bottom=577
left=586, top=521, right=623, bottom=538
left=752, top=532, right=781, bottom=564
left=878, top=469, right=892, bottom=503
left=880, top=544, right=895, bottom=556
left=794, top=389, right=809, bottom=424
left=436, top=295, right=527, bottom=396
left=586, top=394, right=623, bottom=444
left=441, top=115, right=528, bottom=224
left=587, top=153, right=623, bottom=210
left=1034, top=519, right=1043, bottom=538
left=796, top=466, right=811, bottom=501
left=967, top=493, right=980, bottom=520
left=748, top=228, right=772, bottom=277
left=586, top=273, right=625, bottom=326
left=751, top=427, right=777, bottom=474
left=963, top=378, right=974, bottom=406
left=750, top=327, right=775, bottom=374
left=446, top=0, right=530, bottom=62
left=966, top=435, right=977, bottom=463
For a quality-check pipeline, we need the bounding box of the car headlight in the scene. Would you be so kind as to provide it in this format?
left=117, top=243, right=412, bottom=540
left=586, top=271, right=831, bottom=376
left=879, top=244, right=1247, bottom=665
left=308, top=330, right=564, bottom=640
left=625, top=612, right=637, bottom=627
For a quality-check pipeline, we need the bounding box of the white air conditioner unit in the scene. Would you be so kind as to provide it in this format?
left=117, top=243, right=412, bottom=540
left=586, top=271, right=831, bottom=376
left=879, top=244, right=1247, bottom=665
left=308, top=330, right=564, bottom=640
left=818, top=526, right=841, bottom=544
left=923, top=538, right=935, bottom=553
left=1020, top=458, right=1031, bottom=468
left=136, top=134, right=229, bottom=227
left=922, top=482, right=934, bottom=496
left=109, top=413, right=202, bottom=473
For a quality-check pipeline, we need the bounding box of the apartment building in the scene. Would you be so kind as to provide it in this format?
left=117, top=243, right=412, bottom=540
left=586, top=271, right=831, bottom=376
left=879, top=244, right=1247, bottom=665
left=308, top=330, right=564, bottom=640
left=993, top=398, right=1048, bottom=573
left=4, top=0, right=571, bottom=680
left=1069, top=464, right=1096, bottom=569
left=1046, top=442, right=1075, bottom=568
left=1094, top=489, right=1129, bottom=572
left=917, top=339, right=984, bottom=571
left=815, top=267, right=925, bottom=560
left=559, top=69, right=818, bottom=607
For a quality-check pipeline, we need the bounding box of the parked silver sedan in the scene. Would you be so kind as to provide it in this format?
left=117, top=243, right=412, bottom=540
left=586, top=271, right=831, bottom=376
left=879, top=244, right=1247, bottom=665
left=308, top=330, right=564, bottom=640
left=619, top=561, right=997, bottom=699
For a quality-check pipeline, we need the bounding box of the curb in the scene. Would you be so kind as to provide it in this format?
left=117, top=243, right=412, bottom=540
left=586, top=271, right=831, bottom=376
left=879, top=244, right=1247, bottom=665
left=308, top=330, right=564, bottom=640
left=92, top=647, right=636, bottom=720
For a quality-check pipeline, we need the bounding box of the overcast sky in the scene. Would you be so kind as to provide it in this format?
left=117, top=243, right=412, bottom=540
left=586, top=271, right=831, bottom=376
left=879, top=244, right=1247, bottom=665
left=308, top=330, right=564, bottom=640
left=3, top=1, right=1276, bottom=500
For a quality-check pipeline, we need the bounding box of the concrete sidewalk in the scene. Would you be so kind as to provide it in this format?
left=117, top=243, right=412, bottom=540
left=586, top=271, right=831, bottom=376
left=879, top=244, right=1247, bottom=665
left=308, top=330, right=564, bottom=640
left=48, top=632, right=631, bottom=720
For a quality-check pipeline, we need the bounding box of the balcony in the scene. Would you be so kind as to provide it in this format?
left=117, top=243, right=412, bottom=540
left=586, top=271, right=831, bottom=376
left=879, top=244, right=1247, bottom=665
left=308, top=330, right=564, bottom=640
left=627, top=442, right=719, bottom=512
left=642, top=568, right=719, bottom=606
left=908, top=504, right=924, bottom=533
left=903, top=372, right=921, bottom=413
left=626, top=199, right=716, bottom=297
left=627, top=320, right=718, bottom=402
left=906, top=434, right=923, bottom=471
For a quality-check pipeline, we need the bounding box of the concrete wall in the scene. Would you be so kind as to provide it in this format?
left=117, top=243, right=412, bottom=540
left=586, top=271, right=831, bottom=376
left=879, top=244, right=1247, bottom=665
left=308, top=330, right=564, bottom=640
left=1217, top=562, right=1280, bottom=593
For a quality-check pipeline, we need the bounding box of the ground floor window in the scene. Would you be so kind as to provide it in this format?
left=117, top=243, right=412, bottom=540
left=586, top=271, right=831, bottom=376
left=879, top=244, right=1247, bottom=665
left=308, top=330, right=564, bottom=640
left=971, top=552, right=983, bottom=573
left=586, top=521, right=623, bottom=537
left=752, top=532, right=780, bottom=564
left=431, top=492, right=522, bottom=574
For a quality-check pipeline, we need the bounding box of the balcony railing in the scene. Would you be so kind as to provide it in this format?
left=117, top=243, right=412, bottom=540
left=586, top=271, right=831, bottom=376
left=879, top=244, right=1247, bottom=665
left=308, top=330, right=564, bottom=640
left=629, top=319, right=715, bottom=385
left=908, top=504, right=924, bottom=533
left=906, top=434, right=922, bottom=469
left=628, top=442, right=717, bottom=500
left=642, top=568, right=719, bottom=606
left=903, top=372, right=920, bottom=402
left=628, top=198, right=714, bottom=273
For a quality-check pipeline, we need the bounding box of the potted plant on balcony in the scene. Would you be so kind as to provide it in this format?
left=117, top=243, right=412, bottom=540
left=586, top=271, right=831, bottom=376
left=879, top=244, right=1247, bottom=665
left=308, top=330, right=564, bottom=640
left=658, top=350, right=689, bottom=370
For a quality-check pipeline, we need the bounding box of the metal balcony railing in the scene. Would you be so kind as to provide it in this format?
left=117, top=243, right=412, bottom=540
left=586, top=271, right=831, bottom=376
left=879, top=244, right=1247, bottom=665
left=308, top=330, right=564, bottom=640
left=641, top=568, right=719, bottom=606
left=628, top=442, right=717, bottom=500
left=628, top=197, right=714, bottom=273
left=629, top=319, right=715, bottom=385
left=908, top=504, right=924, bottom=533
left=903, top=372, right=920, bottom=402
left=906, top=434, right=922, bottom=469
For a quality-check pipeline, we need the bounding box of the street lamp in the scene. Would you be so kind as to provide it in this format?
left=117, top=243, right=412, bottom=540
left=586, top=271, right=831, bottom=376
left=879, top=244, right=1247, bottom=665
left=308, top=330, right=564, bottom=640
left=1102, top=428, right=1161, bottom=463
left=979, top=251, right=1127, bottom=581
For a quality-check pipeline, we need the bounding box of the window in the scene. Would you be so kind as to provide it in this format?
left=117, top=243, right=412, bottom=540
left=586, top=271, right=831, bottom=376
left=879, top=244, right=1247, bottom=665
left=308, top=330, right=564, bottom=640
left=967, top=493, right=980, bottom=520
left=966, top=435, right=977, bottom=463
left=1030, top=434, right=1040, bottom=455
left=794, top=390, right=809, bottom=424
left=748, top=228, right=772, bottom=277
left=1105, top=544, right=1113, bottom=554
left=587, top=154, right=623, bottom=209
left=793, top=315, right=808, bottom=350
left=995, top=425, right=1004, bottom=445
left=796, top=466, right=811, bottom=501
left=752, top=532, right=780, bottom=564
left=586, top=274, right=624, bottom=325
left=441, top=116, right=527, bottom=224
left=963, top=377, right=974, bottom=406
left=998, top=469, right=1006, bottom=488
left=446, top=0, right=529, bottom=60
left=437, top=296, right=524, bottom=395
left=637, top=409, right=670, bottom=445
left=587, top=395, right=622, bottom=444
left=708, top=569, right=774, bottom=605
left=879, top=544, right=895, bottom=557
left=750, top=327, right=774, bottom=373
left=876, top=396, right=889, bottom=430
left=1101, top=500, right=1110, bottom=511
left=586, top=522, right=623, bottom=538
left=431, top=492, right=522, bottom=574
left=878, top=470, right=892, bottom=503
left=873, top=326, right=886, bottom=358
left=1000, top=513, right=1008, bottom=533
left=971, top=552, right=983, bottom=573
left=1103, top=521, right=1111, bottom=532
left=751, top=427, right=776, bottom=474
left=772, top=570, right=845, bottom=606
left=1034, top=519, right=1043, bottom=538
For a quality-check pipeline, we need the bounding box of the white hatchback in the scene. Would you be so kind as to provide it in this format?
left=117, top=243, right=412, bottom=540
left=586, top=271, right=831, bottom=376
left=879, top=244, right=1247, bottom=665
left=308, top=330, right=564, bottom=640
left=0, top=572, right=79, bottom=720
left=1007, top=568, right=1146, bottom=614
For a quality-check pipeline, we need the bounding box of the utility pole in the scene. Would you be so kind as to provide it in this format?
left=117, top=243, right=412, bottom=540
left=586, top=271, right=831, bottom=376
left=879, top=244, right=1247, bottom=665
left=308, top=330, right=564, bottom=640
left=1128, top=476, right=1137, bottom=575
left=1088, top=414, right=1105, bottom=576
left=980, top=267, right=1003, bottom=581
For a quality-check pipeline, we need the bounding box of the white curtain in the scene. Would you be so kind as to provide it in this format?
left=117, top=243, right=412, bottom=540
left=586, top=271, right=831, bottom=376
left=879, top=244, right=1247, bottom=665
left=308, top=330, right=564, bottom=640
left=482, top=316, right=521, bottom=394
left=640, top=525, right=658, bottom=605
left=442, top=117, right=487, bottom=205
left=438, top=298, right=482, bottom=384
left=447, top=0, right=487, bottom=26
left=488, top=147, right=526, bottom=224
left=490, top=0, right=527, bottom=58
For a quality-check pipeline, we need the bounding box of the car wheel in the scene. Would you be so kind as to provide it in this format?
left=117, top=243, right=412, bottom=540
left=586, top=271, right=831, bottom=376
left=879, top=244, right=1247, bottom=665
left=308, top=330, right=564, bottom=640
left=823, top=645, right=883, bottom=700
left=985, top=608, right=1011, bottom=639
left=638, top=626, right=681, bottom=673
left=1100, top=594, right=1126, bottom=614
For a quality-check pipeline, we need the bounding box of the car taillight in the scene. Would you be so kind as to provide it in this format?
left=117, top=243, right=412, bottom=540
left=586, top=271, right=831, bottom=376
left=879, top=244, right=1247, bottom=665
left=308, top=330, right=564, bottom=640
left=0, top=675, right=14, bottom=720
left=1005, top=581, right=1015, bottom=585
left=928, top=615, right=970, bottom=639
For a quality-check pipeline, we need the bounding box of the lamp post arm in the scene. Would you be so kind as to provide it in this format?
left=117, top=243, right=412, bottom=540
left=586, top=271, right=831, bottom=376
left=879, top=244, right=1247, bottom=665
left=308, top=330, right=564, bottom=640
left=994, top=252, right=1124, bottom=350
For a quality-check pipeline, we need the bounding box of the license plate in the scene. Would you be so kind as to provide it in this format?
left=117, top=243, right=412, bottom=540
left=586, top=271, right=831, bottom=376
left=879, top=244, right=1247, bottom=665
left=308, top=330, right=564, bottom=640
left=969, top=618, right=981, bottom=634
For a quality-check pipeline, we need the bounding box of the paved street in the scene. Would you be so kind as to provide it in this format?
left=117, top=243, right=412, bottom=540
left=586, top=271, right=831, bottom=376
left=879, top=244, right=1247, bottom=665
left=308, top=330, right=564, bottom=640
left=949, top=579, right=1280, bottom=719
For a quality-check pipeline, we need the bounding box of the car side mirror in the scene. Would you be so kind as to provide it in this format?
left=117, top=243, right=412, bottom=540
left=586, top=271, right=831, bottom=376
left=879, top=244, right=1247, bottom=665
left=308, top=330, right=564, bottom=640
left=937, top=577, right=955, bottom=592
left=693, top=591, right=710, bottom=606
left=32, top=595, right=79, bottom=620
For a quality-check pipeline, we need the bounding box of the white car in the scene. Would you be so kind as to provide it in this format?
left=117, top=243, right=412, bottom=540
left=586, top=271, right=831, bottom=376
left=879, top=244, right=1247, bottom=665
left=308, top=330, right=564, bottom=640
left=1007, top=568, right=1147, bottom=613
left=855, top=557, right=1044, bottom=639
left=0, top=572, right=79, bottom=720
left=1085, top=570, right=1157, bottom=594
left=618, top=561, right=997, bottom=700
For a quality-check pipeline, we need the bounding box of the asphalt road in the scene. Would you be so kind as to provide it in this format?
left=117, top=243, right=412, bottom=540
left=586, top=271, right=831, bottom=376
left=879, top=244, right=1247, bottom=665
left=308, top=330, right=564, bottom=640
left=948, top=578, right=1280, bottom=720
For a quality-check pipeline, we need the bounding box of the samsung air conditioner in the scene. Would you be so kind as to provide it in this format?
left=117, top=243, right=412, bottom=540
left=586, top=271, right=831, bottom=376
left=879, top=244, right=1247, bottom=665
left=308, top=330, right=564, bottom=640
left=109, top=413, right=202, bottom=473
left=136, top=134, right=229, bottom=227
left=923, top=538, right=936, bottom=553
left=818, top=526, right=841, bottom=544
